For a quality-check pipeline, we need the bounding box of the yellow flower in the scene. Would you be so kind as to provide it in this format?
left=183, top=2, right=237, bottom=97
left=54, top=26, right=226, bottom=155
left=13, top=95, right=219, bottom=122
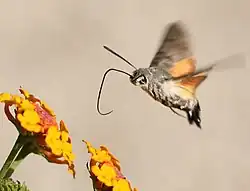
left=0, top=88, right=57, bottom=133
left=113, top=179, right=134, bottom=191
left=92, top=163, right=117, bottom=187
left=45, top=126, right=62, bottom=155
left=83, top=140, right=137, bottom=191
left=0, top=93, right=11, bottom=102
left=44, top=121, right=76, bottom=177
left=0, top=88, right=76, bottom=177
left=17, top=110, right=41, bottom=133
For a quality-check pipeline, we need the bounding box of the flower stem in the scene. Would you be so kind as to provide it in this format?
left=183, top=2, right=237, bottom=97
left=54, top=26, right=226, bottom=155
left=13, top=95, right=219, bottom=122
left=4, top=142, right=32, bottom=179
left=0, top=134, right=24, bottom=179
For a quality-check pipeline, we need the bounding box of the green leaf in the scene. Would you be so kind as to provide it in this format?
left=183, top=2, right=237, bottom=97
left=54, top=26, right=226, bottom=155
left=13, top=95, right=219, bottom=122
left=0, top=178, right=30, bottom=191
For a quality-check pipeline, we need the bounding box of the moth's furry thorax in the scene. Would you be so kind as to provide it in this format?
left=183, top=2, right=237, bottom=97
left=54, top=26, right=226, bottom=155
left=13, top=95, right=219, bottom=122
left=130, top=67, right=201, bottom=128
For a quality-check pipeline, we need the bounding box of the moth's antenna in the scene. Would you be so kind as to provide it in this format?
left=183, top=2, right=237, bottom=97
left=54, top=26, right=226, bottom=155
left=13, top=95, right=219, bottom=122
left=103, top=46, right=137, bottom=70
left=97, top=68, right=132, bottom=116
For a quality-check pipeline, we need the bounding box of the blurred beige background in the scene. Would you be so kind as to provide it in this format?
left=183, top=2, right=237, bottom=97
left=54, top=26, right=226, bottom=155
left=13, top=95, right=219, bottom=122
left=0, top=1, right=250, bottom=191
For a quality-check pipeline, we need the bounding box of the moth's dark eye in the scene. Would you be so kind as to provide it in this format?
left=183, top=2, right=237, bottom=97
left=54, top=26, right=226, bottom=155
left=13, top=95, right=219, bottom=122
left=136, top=75, right=147, bottom=85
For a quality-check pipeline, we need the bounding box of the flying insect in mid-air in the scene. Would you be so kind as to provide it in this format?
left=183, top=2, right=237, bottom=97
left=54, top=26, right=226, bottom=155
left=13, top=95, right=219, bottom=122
left=97, top=20, right=245, bottom=129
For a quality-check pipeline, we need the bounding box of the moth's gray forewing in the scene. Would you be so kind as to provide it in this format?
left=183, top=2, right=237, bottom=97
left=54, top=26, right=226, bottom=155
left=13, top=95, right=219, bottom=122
left=149, top=21, right=194, bottom=70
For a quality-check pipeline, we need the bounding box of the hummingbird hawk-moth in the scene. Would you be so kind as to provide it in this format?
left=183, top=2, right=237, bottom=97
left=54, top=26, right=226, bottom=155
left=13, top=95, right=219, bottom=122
left=97, top=21, right=245, bottom=129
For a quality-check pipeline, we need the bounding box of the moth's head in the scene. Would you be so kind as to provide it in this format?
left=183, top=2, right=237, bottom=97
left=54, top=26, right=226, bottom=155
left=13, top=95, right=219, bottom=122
left=130, top=68, right=149, bottom=87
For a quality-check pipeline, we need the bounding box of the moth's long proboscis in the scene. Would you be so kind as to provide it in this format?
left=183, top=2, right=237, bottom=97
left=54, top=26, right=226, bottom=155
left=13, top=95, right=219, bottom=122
left=97, top=68, right=132, bottom=116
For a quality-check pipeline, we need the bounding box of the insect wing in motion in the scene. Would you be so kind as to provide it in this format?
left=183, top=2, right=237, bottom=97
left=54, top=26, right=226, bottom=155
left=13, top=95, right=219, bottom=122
left=150, top=21, right=196, bottom=77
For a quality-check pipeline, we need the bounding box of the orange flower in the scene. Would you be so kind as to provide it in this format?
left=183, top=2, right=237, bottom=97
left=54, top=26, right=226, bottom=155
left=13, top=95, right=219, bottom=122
left=0, top=88, right=76, bottom=177
left=0, top=88, right=56, bottom=133
left=83, top=140, right=137, bottom=191
left=37, top=120, right=76, bottom=178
